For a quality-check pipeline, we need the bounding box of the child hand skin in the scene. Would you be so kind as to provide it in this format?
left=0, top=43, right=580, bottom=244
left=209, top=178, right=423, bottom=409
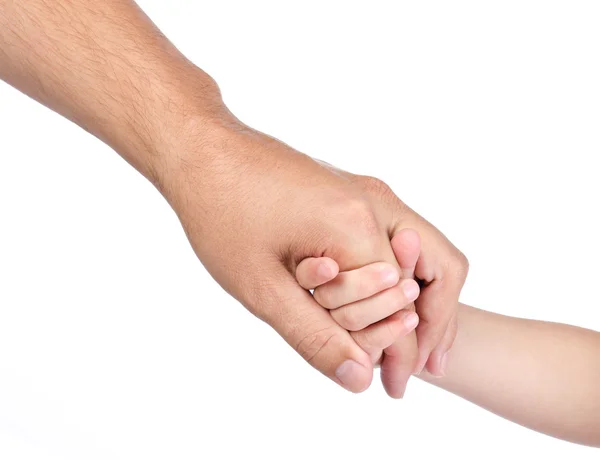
left=295, top=229, right=423, bottom=397
left=296, top=230, right=600, bottom=448
left=295, top=256, right=420, bottom=366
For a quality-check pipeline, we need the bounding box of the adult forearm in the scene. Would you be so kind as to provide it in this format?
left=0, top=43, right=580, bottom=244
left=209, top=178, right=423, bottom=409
left=419, top=303, right=600, bottom=447
left=0, top=0, right=223, bottom=185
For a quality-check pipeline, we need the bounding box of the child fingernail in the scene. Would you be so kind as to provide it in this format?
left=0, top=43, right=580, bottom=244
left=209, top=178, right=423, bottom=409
left=381, top=268, right=399, bottom=285
left=317, top=262, right=333, bottom=280
left=403, top=312, right=419, bottom=331
left=402, top=280, right=419, bottom=300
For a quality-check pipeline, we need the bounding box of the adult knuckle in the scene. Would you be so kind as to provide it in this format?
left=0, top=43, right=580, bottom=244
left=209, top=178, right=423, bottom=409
left=440, top=250, right=469, bottom=287
left=344, top=199, right=380, bottom=238
left=343, top=196, right=374, bottom=219
left=453, top=251, right=470, bottom=281
left=356, top=175, right=408, bottom=221
left=357, top=175, right=393, bottom=196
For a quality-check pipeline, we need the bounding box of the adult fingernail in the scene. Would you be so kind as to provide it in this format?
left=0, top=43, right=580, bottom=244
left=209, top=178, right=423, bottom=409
left=402, top=280, right=419, bottom=301
left=403, top=311, right=419, bottom=331
left=335, top=360, right=369, bottom=392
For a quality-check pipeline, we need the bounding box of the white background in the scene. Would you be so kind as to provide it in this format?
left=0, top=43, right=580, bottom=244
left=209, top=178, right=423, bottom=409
left=1, top=1, right=599, bottom=458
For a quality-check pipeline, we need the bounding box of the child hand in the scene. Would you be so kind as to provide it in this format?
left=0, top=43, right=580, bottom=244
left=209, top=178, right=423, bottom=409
left=295, top=241, right=420, bottom=366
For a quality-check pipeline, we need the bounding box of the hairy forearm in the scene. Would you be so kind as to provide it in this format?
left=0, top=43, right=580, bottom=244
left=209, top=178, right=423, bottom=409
left=419, top=303, right=600, bottom=447
left=0, top=0, right=224, bottom=185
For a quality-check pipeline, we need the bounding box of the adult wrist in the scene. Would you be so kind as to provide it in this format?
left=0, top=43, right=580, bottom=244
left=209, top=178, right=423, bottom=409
left=112, top=64, right=233, bottom=191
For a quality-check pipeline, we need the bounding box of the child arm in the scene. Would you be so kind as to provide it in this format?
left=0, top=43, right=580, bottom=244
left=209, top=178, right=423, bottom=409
left=419, top=303, right=600, bottom=447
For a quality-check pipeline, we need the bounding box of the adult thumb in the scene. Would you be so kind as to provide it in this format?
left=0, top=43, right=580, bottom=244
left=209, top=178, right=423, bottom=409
left=264, top=273, right=374, bottom=393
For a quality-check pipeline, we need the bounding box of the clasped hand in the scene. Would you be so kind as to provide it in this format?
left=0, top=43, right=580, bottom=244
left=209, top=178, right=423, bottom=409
left=163, top=120, right=468, bottom=397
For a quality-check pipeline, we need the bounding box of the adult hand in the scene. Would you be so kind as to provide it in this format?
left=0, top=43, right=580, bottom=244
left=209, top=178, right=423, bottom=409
left=159, top=117, right=468, bottom=396
left=0, top=0, right=467, bottom=396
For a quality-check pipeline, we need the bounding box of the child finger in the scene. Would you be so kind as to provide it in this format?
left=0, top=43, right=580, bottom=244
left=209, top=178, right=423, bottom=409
left=381, top=328, right=419, bottom=399
left=330, top=279, right=420, bottom=331
left=313, top=262, right=400, bottom=310
left=295, top=257, right=339, bottom=290
left=351, top=310, right=420, bottom=363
